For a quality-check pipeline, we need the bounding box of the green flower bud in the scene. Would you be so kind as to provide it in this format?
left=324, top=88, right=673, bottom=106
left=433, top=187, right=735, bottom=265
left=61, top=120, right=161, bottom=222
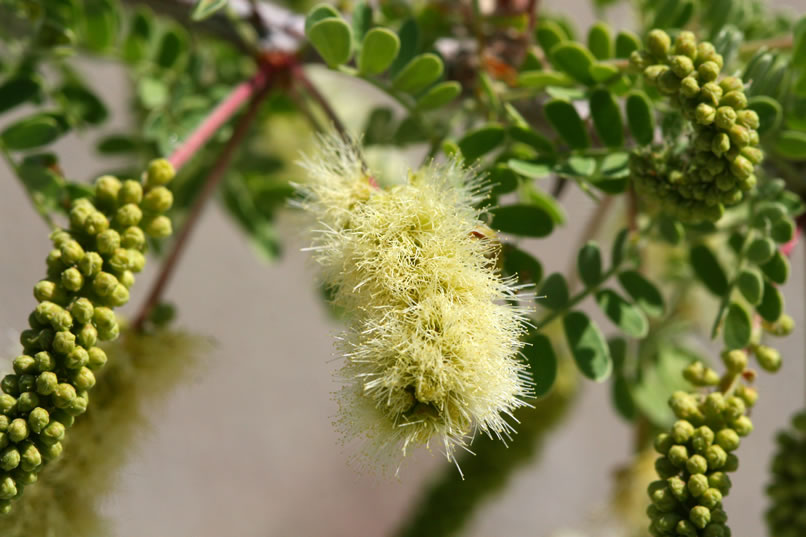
left=719, top=77, right=743, bottom=93
left=721, top=90, right=747, bottom=110
left=69, top=199, right=93, bottom=230
left=755, top=345, right=782, bottom=372
left=0, top=376, right=18, bottom=396
left=34, top=351, right=55, bottom=372
left=648, top=29, right=672, bottom=58
left=630, top=50, right=654, bottom=71
left=145, top=215, right=172, bottom=238
left=712, top=133, right=730, bottom=155
left=52, top=330, right=76, bottom=355
left=143, top=186, right=173, bottom=213
left=748, top=130, right=759, bottom=145
left=52, top=383, right=77, bottom=408
left=77, top=323, right=98, bottom=348
left=27, top=407, right=49, bottom=433
left=8, top=418, right=28, bottom=443
left=0, top=395, right=16, bottom=415
left=33, top=280, right=59, bottom=303
left=83, top=210, right=109, bottom=235
left=87, top=346, right=107, bottom=370
left=17, top=391, right=38, bottom=413
left=127, top=249, right=146, bottom=273
left=716, top=428, right=740, bottom=451
left=97, top=320, right=119, bottom=341
left=698, top=61, right=720, bottom=82
left=655, top=456, right=679, bottom=479
left=670, top=391, right=704, bottom=422
left=708, top=472, right=732, bottom=494
left=65, top=346, right=89, bottom=369
left=670, top=55, right=694, bottom=77
left=723, top=396, right=745, bottom=422
left=735, top=384, right=758, bottom=407
left=93, top=271, right=119, bottom=297
left=715, top=106, right=737, bottom=130
left=651, top=484, right=679, bottom=511
left=59, top=239, right=85, bottom=265
left=690, top=505, right=711, bottom=529
left=703, top=523, right=728, bottom=537
left=672, top=420, right=695, bottom=443
left=736, top=110, right=760, bottom=130
left=13, top=470, right=36, bottom=487
left=66, top=391, right=88, bottom=416
left=120, top=270, right=135, bottom=288
left=696, top=104, right=716, bottom=125
left=108, top=247, right=132, bottom=273
left=704, top=393, right=726, bottom=419
left=721, top=350, right=748, bottom=374
left=688, top=473, right=709, bottom=497
left=39, top=440, right=62, bottom=461
left=723, top=453, right=739, bottom=472
left=706, top=445, right=728, bottom=469
left=121, top=226, right=146, bottom=250
left=12, top=355, right=35, bottom=376
left=71, top=366, right=96, bottom=390
left=118, top=179, right=143, bottom=205
left=644, top=65, right=669, bottom=84
left=687, top=454, right=708, bottom=474
left=0, top=448, right=20, bottom=471
left=95, top=175, right=122, bottom=206
left=668, top=477, right=690, bottom=503
left=674, top=31, right=697, bottom=58
left=96, top=229, right=121, bottom=255
left=764, top=314, right=794, bottom=336
left=115, top=203, right=143, bottom=227
left=740, top=146, right=763, bottom=165
left=60, top=266, right=84, bottom=292
left=20, top=442, right=41, bottom=472
left=657, top=511, right=682, bottom=533
left=701, top=82, right=723, bottom=106
left=676, top=519, right=698, bottom=537
left=680, top=76, right=700, bottom=98
left=668, top=444, right=689, bottom=467
left=0, top=476, right=16, bottom=501
left=146, top=158, right=175, bottom=187
left=738, top=174, right=756, bottom=191
left=729, top=125, right=750, bottom=148
left=18, top=374, right=34, bottom=393
left=729, top=155, right=754, bottom=179
left=35, top=371, right=57, bottom=396
left=108, top=283, right=130, bottom=307
left=76, top=253, right=101, bottom=281
left=655, top=432, right=674, bottom=454
left=69, top=298, right=94, bottom=325
left=42, top=422, right=65, bottom=445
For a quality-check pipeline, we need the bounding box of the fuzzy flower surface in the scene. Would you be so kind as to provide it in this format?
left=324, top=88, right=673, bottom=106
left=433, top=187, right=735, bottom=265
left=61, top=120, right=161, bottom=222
left=297, top=137, right=531, bottom=468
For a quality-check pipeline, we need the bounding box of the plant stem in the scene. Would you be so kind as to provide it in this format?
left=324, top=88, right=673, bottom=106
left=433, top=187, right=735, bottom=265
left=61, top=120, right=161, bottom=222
left=537, top=263, right=622, bottom=329
left=132, top=67, right=274, bottom=331
left=291, top=66, right=352, bottom=144
left=740, top=35, right=794, bottom=56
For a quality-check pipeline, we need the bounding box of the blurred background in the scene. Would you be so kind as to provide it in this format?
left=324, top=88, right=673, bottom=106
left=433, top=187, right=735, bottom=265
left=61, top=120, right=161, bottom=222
left=1, top=0, right=806, bottom=536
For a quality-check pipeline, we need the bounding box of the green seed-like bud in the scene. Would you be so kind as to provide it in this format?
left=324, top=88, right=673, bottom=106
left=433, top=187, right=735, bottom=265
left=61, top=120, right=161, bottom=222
left=143, top=186, right=173, bottom=213
left=0, top=395, right=16, bottom=415
left=721, top=350, right=748, bottom=374
left=72, top=366, right=96, bottom=390
left=644, top=65, right=669, bottom=84
left=93, top=271, right=119, bottom=296
left=680, top=76, right=700, bottom=98
left=66, top=391, right=88, bottom=416
left=18, top=375, right=34, bottom=393
left=630, top=50, right=653, bottom=71
left=35, top=371, right=57, bottom=395
left=33, top=280, right=59, bottom=303
left=70, top=297, right=94, bottom=324
left=688, top=473, right=709, bottom=497
left=8, top=418, right=28, bottom=443
left=647, top=29, right=671, bottom=57
left=0, top=448, right=20, bottom=471
left=668, top=444, right=689, bottom=467
left=52, top=330, right=76, bottom=355
left=687, top=454, right=708, bottom=474
left=84, top=211, right=109, bottom=235
left=748, top=130, right=759, bottom=145
left=704, top=393, right=726, bottom=418
left=60, top=239, right=85, bottom=265
left=116, top=203, right=143, bottom=227
left=65, top=346, right=89, bottom=369
left=52, top=383, right=77, bottom=408
left=655, top=432, right=674, bottom=454
left=77, top=323, right=98, bottom=348
left=39, top=440, right=62, bottom=461
left=724, top=453, right=739, bottom=472
left=683, top=361, right=706, bottom=385
left=120, top=270, right=135, bottom=288
left=701, top=82, right=723, bottom=106
left=721, top=90, right=747, bottom=110
left=698, top=61, right=720, bottom=82
left=719, top=77, right=743, bottom=93
left=17, top=391, right=38, bottom=413
left=674, top=31, right=697, bottom=57
left=118, top=179, right=143, bottom=205
left=706, top=445, right=727, bottom=469
left=729, top=125, right=750, bottom=148
left=69, top=199, right=93, bottom=230
left=764, top=313, right=794, bottom=336
left=670, top=391, right=704, bottom=422
left=12, top=356, right=35, bottom=376
left=50, top=230, right=71, bottom=248
left=740, top=146, right=763, bottom=165
left=708, top=472, right=732, bottom=494
left=87, top=347, right=107, bottom=370
left=108, top=284, right=130, bottom=307
left=108, top=248, right=132, bottom=273
left=0, top=476, right=16, bottom=501
left=700, top=487, right=723, bottom=509
left=97, top=322, right=119, bottom=341
left=145, top=215, right=172, bottom=238
left=723, top=396, right=745, bottom=421
left=736, top=110, right=760, bottom=130
left=690, top=505, right=711, bottom=529
left=668, top=476, right=689, bottom=502
left=121, top=226, right=146, bottom=250
left=27, top=407, right=49, bottom=434
left=60, top=267, right=84, bottom=292
left=77, top=251, right=103, bottom=278
left=651, top=484, right=678, bottom=511
left=715, top=106, right=737, bottom=130
left=716, top=428, right=740, bottom=451
left=735, top=384, right=757, bottom=408
left=670, top=55, right=694, bottom=77
left=703, top=523, right=728, bottom=537
left=51, top=410, right=74, bottom=429
left=676, top=519, right=698, bottom=537
left=41, top=421, right=65, bottom=445
left=33, top=352, right=54, bottom=373
left=96, top=229, right=121, bottom=255
left=655, top=457, right=679, bottom=479
left=0, top=375, right=18, bottom=396
left=95, top=175, right=122, bottom=206
left=712, top=133, right=730, bottom=155
left=146, top=158, right=175, bottom=187
left=755, top=345, right=782, bottom=372
left=20, top=442, right=41, bottom=472
left=672, top=420, right=695, bottom=443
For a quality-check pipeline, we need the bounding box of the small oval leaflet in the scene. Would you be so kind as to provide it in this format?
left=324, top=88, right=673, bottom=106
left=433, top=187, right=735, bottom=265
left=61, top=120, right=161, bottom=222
left=392, top=53, right=444, bottom=94
left=523, top=333, right=558, bottom=397
left=539, top=273, right=569, bottom=310
left=577, top=241, right=603, bottom=287
left=617, top=270, right=665, bottom=318
left=563, top=311, right=613, bottom=382
left=490, top=205, right=554, bottom=238
left=544, top=99, right=590, bottom=150
left=595, top=289, right=649, bottom=338
left=308, top=18, right=353, bottom=68
left=358, top=28, right=400, bottom=75
left=724, top=302, right=752, bottom=350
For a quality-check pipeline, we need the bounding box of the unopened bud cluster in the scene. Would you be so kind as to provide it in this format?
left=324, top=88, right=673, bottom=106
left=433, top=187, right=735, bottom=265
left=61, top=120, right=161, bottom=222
left=765, top=410, right=806, bottom=537
left=630, top=30, right=762, bottom=222
left=0, top=159, right=175, bottom=511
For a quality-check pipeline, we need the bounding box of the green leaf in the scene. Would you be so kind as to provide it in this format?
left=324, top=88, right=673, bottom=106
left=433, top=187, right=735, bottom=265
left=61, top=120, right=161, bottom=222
left=304, top=4, right=341, bottom=34
left=612, top=374, right=636, bottom=421
left=539, top=273, right=569, bottom=310
left=618, top=270, right=665, bottom=318
left=615, top=30, right=641, bottom=58
left=544, top=99, right=590, bottom=150
left=388, top=18, right=419, bottom=77
left=589, top=63, right=620, bottom=83
left=563, top=311, right=613, bottom=382
left=59, top=83, right=108, bottom=125
left=191, top=0, right=228, bottom=21
left=690, top=244, right=728, bottom=295
left=723, top=302, right=752, bottom=350
left=517, top=70, right=574, bottom=89
left=577, top=241, right=603, bottom=287
left=760, top=250, right=790, bottom=285
left=308, top=19, right=353, bottom=68
left=611, top=228, right=629, bottom=266
left=658, top=215, right=684, bottom=244
left=773, top=131, right=806, bottom=161
left=559, top=155, right=596, bottom=177
left=1, top=114, right=66, bottom=151
left=523, top=333, right=557, bottom=397
left=96, top=135, right=139, bottom=154
left=508, top=126, right=555, bottom=155
left=488, top=164, right=519, bottom=196
left=522, top=184, right=566, bottom=225
left=17, top=154, right=65, bottom=216
left=358, top=28, right=400, bottom=75
left=352, top=2, right=372, bottom=43
left=81, top=0, right=118, bottom=52
left=490, top=204, right=554, bottom=237
left=138, top=77, right=168, bottom=109
left=633, top=346, right=699, bottom=427
left=123, top=7, right=154, bottom=64
left=626, top=90, right=655, bottom=145
left=156, top=26, right=187, bottom=70
left=747, top=237, right=776, bottom=264
left=757, top=278, right=783, bottom=322
left=392, top=53, right=444, bottom=94
left=747, top=96, right=782, bottom=135
left=737, top=268, right=763, bottom=305
left=609, top=337, right=628, bottom=371
left=792, top=16, right=806, bottom=69
left=363, top=107, right=395, bottom=145
left=535, top=20, right=568, bottom=54
left=587, top=22, right=612, bottom=60
left=393, top=116, right=427, bottom=145
left=0, top=77, right=41, bottom=115
left=590, top=88, right=623, bottom=148
left=596, top=289, right=649, bottom=338
left=502, top=245, right=543, bottom=284
left=415, top=81, right=460, bottom=110
left=507, top=158, right=553, bottom=179
left=549, top=42, right=596, bottom=85
left=599, top=152, right=630, bottom=178
left=771, top=219, right=796, bottom=244
left=458, top=124, right=505, bottom=162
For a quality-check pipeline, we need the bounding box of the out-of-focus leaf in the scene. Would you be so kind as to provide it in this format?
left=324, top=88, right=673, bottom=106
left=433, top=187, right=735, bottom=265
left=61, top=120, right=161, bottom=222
left=577, top=241, right=603, bottom=287
left=550, top=42, right=596, bottom=85
left=523, top=333, right=558, bottom=397
left=587, top=22, right=612, bottom=60
left=773, top=131, right=806, bottom=161
left=757, top=278, right=783, bottom=322
left=544, top=99, right=589, bottom=150
left=539, top=273, right=569, bottom=310
left=415, top=81, right=460, bottom=110
left=358, top=28, right=400, bottom=75
left=563, top=311, right=612, bottom=382
left=535, top=20, right=568, bottom=54
left=191, top=0, right=228, bottom=21
left=502, top=244, right=543, bottom=284
left=626, top=90, right=655, bottom=145
left=747, top=96, right=782, bottom=135
left=618, top=270, right=665, bottom=317
left=724, top=302, right=752, bottom=350
left=304, top=4, right=340, bottom=34
left=392, top=53, right=443, bottom=94
left=1, top=114, right=67, bottom=150
left=615, top=30, right=641, bottom=58
left=596, top=289, right=649, bottom=338
left=308, top=18, right=353, bottom=68
left=590, top=88, right=623, bottom=148
left=690, top=243, right=729, bottom=295
left=490, top=204, right=554, bottom=237
left=0, top=77, right=41, bottom=115
left=59, top=83, right=108, bottom=125
left=388, top=18, right=419, bottom=77
left=457, top=124, right=505, bottom=162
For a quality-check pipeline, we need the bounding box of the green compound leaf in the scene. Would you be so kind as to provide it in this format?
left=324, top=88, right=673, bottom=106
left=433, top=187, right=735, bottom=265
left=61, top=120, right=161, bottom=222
left=517, top=70, right=574, bottom=89
left=508, top=126, right=555, bottom=154
left=307, top=18, right=353, bottom=68
left=507, top=158, right=553, bottom=179
left=535, top=20, right=568, bottom=54
left=757, top=278, right=783, bottom=322
left=737, top=268, right=763, bottom=305
left=577, top=241, right=603, bottom=287
left=544, top=99, right=589, bottom=150
left=415, top=81, right=460, bottom=110
left=1, top=114, right=66, bottom=151
left=523, top=185, right=566, bottom=225
left=590, top=88, right=623, bottom=148
left=760, top=250, right=790, bottom=285
left=191, top=0, right=228, bottom=21
left=304, top=3, right=340, bottom=33
left=596, top=289, right=649, bottom=338
left=0, top=77, right=41, bottom=115
left=358, top=28, right=400, bottom=75
left=615, top=30, right=641, bottom=58
left=502, top=245, right=543, bottom=284
left=690, top=243, right=728, bottom=296
left=626, top=90, right=655, bottom=145
left=587, top=22, right=613, bottom=60
left=539, top=273, right=569, bottom=310
left=523, top=333, right=558, bottom=397
left=747, top=96, right=782, bottom=135
left=392, top=53, right=444, bottom=94
left=549, top=42, right=596, bottom=85
left=563, top=310, right=613, bottom=382
left=490, top=204, right=554, bottom=238
left=458, top=124, right=505, bottom=162
left=773, top=131, right=806, bottom=161
left=724, top=302, right=752, bottom=350
left=618, top=270, right=665, bottom=318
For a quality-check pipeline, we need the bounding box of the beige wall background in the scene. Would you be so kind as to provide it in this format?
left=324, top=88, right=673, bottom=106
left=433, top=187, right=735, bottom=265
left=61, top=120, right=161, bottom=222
left=1, top=1, right=805, bottom=536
